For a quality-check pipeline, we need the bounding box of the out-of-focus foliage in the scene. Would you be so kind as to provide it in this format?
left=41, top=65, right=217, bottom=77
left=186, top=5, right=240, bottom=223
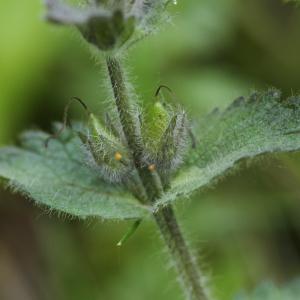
left=0, top=1, right=65, bottom=144
left=235, top=279, right=300, bottom=300
left=284, top=0, right=300, bottom=4
left=1, top=1, right=300, bottom=300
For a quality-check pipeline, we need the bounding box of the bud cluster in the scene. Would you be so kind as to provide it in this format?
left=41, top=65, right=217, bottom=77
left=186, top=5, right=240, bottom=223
left=44, top=1, right=188, bottom=194
left=44, top=0, right=172, bottom=51
left=77, top=90, right=189, bottom=189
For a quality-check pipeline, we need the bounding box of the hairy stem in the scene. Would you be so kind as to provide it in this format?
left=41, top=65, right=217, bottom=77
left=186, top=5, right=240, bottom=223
left=106, top=55, right=210, bottom=300
left=106, top=55, right=161, bottom=200
left=155, top=206, right=209, bottom=300
left=106, top=56, right=142, bottom=157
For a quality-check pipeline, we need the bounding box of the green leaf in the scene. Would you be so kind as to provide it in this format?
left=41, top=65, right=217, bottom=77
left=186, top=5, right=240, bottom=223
left=234, top=279, right=300, bottom=300
left=0, top=128, right=149, bottom=220
left=156, top=89, right=300, bottom=207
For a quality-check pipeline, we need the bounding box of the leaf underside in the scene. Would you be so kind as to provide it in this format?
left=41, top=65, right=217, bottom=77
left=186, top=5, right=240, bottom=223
left=0, top=129, right=149, bottom=220
left=156, top=89, right=300, bottom=207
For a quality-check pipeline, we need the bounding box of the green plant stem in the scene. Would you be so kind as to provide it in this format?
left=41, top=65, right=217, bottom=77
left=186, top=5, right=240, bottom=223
left=154, top=206, right=209, bottom=300
left=106, top=55, right=209, bottom=300
left=106, top=56, right=142, bottom=156
left=106, top=55, right=161, bottom=200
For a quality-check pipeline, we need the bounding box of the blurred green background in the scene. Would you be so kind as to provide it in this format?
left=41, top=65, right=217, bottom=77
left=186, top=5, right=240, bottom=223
left=1, top=0, right=300, bottom=299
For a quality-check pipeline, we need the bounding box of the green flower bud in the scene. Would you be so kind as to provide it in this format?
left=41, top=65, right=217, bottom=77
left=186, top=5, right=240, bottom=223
left=141, top=91, right=189, bottom=182
left=78, top=9, right=136, bottom=51
left=78, top=113, right=132, bottom=182
left=157, top=110, right=189, bottom=173
left=142, top=101, right=171, bottom=157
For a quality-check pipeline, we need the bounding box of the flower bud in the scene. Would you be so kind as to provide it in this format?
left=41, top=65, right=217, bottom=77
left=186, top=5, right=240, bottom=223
left=44, top=0, right=173, bottom=52
left=78, top=9, right=136, bottom=51
left=157, top=110, right=189, bottom=173
left=142, top=101, right=171, bottom=157
left=78, top=113, right=132, bottom=182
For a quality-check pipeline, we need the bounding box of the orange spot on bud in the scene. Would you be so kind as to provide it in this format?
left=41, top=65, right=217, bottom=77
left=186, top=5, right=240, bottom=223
left=148, top=164, right=156, bottom=172
left=114, top=152, right=122, bottom=161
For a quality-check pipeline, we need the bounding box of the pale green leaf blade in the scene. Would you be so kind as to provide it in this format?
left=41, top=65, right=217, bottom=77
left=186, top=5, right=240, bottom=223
left=157, top=89, right=300, bottom=207
left=0, top=129, right=149, bottom=220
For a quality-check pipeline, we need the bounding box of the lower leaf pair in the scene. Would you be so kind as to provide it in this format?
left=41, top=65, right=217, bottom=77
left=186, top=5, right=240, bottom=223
left=1, top=89, right=300, bottom=220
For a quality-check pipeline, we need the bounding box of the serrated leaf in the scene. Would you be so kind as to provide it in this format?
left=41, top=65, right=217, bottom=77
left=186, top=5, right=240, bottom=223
left=234, top=278, right=300, bottom=300
left=156, top=89, right=300, bottom=207
left=0, top=128, right=149, bottom=220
